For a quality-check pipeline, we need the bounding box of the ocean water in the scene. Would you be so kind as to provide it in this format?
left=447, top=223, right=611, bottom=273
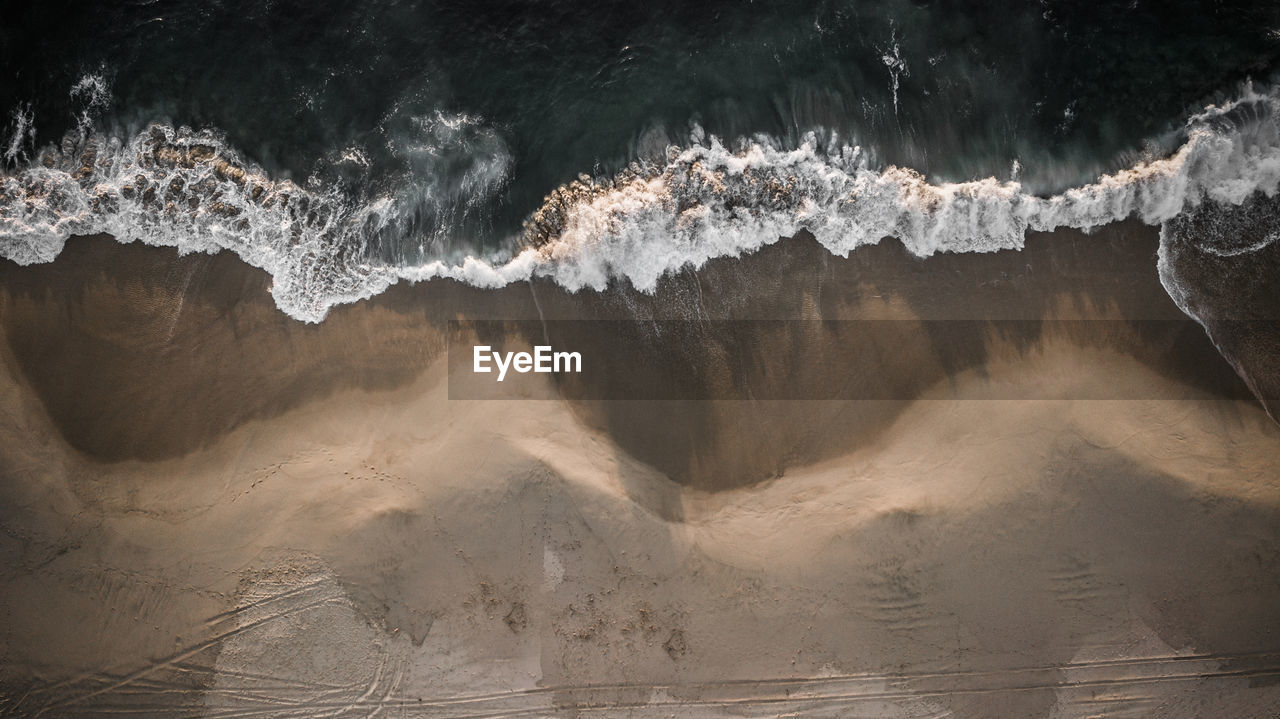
left=2, top=0, right=1279, bottom=321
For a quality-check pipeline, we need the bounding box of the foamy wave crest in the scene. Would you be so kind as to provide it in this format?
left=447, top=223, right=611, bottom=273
left=3, top=85, right=1280, bottom=321
left=0, top=115, right=511, bottom=320
left=524, top=84, right=1280, bottom=294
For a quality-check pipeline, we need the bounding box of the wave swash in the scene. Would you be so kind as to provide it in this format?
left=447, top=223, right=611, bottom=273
left=2, top=83, right=1280, bottom=322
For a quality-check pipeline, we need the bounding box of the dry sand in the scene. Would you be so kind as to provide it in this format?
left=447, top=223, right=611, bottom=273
left=1, top=225, right=1279, bottom=717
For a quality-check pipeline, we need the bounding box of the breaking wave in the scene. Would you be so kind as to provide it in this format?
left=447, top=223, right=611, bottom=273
left=2, top=84, right=1280, bottom=322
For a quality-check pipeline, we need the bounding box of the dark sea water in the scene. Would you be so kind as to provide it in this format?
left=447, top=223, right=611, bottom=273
left=2, top=0, right=1280, bottom=320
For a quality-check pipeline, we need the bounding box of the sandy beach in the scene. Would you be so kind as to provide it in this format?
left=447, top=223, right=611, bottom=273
left=2, top=224, right=1279, bottom=717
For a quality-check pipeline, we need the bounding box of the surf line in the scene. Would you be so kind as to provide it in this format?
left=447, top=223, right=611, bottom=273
left=473, top=345, right=583, bottom=381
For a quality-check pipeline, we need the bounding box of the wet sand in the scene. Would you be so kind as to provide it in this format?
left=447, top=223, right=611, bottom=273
left=1, top=225, right=1279, bottom=717
left=0, top=223, right=1254, bottom=482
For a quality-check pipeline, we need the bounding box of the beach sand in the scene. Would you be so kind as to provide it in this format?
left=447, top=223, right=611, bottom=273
left=2, top=224, right=1279, bottom=717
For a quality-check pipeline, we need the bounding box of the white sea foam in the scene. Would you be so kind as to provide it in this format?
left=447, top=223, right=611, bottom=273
left=69, top=71, right=112, bottom=140
left=2, top=84, right=1279, bottom=322
left=3, top=104, right=35, bottom=166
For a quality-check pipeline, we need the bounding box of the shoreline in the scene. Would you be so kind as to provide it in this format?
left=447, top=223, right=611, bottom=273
left=0, top=223, right=1265, bottom=479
